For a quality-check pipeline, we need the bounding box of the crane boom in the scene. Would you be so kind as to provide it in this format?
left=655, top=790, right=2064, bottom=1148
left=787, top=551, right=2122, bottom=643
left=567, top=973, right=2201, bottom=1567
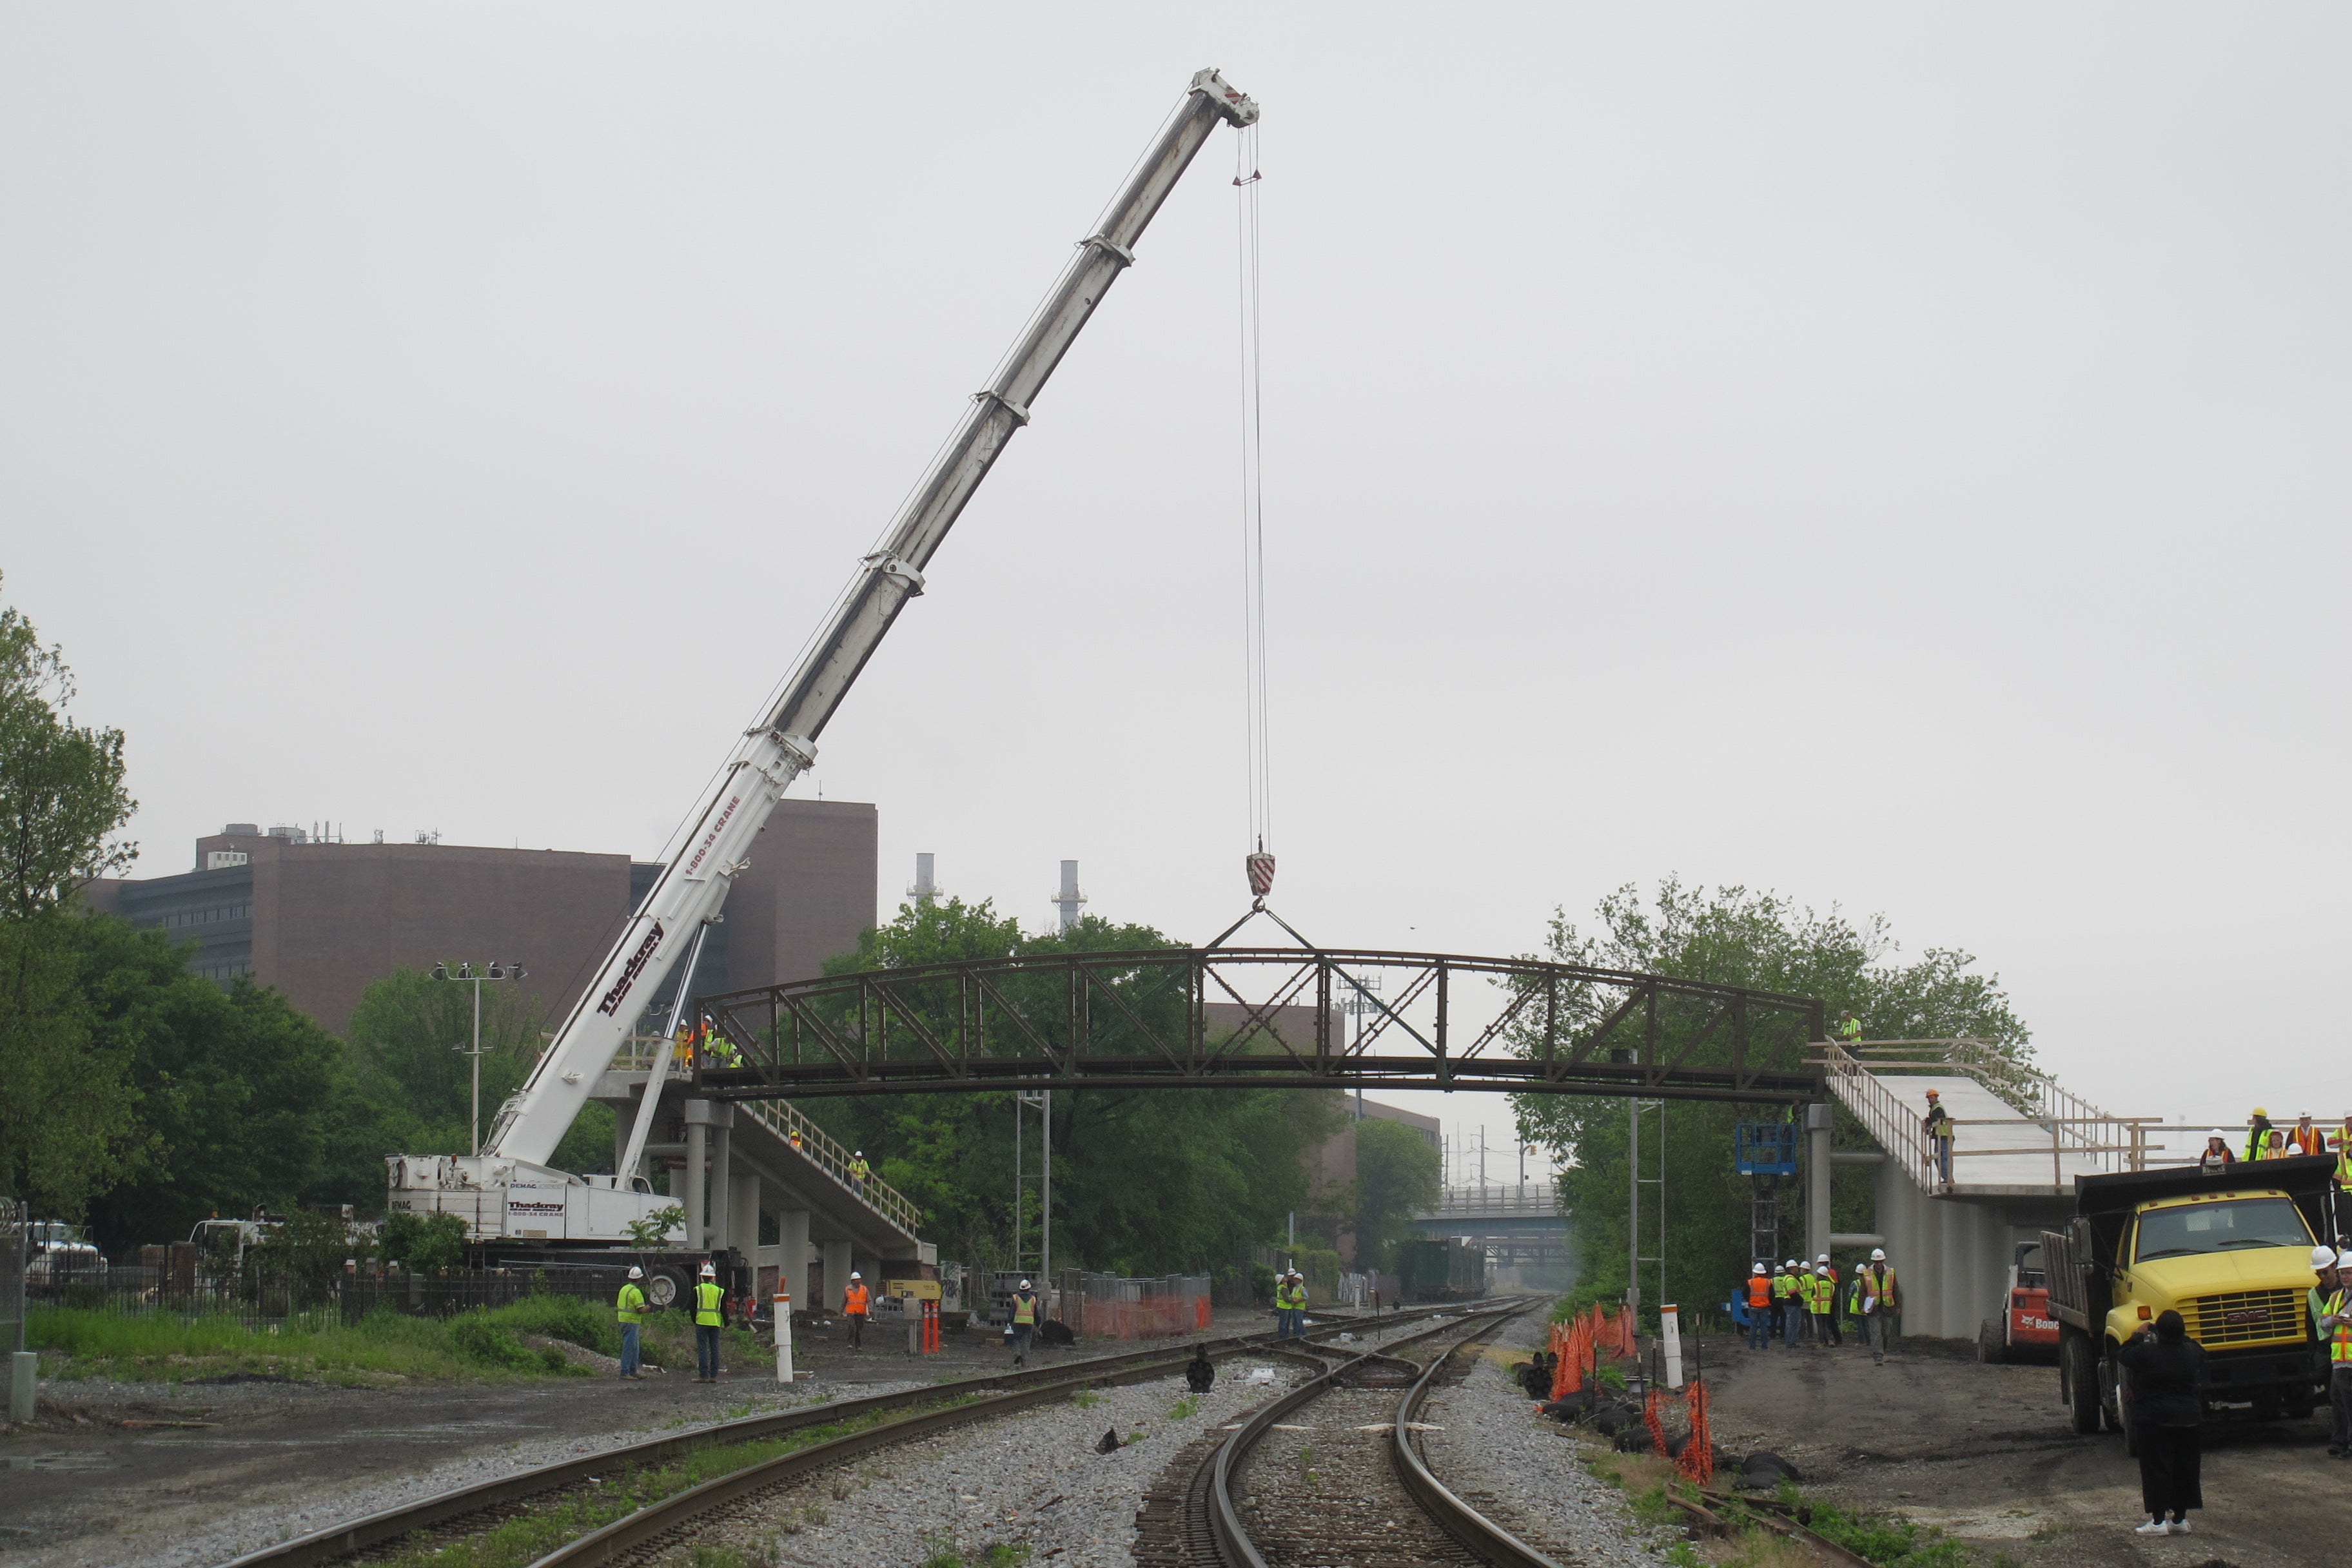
left=479, top=69, right=1258, bottom=1170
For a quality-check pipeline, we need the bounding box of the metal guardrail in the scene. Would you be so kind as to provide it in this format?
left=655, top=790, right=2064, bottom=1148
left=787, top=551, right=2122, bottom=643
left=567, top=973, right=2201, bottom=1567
left=604, top=1038, right=923, bottom=1237
left=1417, top=1184, right=1563, bottom=1217
left=1814, top=1038, right=2162, bottom=1191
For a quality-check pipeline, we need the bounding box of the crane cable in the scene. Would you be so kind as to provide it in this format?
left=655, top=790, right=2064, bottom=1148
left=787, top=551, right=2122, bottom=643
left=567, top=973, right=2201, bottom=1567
left=1235, top=121, right=1275, bottom=905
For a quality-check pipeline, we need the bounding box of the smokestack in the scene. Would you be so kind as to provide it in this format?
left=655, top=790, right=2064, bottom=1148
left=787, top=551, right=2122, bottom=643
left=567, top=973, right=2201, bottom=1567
left=1052, top=859, right=1087, bottom=932
left=910, top=852, right=937, bottom=905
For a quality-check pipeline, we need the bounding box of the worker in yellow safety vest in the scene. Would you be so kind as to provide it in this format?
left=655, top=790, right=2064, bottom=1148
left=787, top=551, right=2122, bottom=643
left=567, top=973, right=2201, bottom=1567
left=848, top=1153, right=871, bottom=1196
left=1836, top=1011, right=1863, bottom=1048
left=1859, top=1249, right=1899, bottom=1365
left=2308, top=1246, right=2350, bottom=1456
left=1274, top=1271, right=1308, bottom=1340
left=1009, top=1277, right=1042, bottom=1365
left=1793, top=1264, right=1820, bottom=1346
left=1769, top=1262, right=1797, bottom=1348
left=692, top=1262, right=726, bottom=1382
left=616, top=1265, right=648, bottom=1380
left=1812, top=1256, right=1841, bottom=1348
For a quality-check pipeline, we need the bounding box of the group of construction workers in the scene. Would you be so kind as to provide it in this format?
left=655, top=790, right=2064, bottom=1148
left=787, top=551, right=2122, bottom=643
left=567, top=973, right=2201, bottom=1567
left=1743, top=1248, right=1903, bottom=1364
left=2198, top=1109, right=2352, bottom=1180
left=612, top=1259, right=734, bottom=1381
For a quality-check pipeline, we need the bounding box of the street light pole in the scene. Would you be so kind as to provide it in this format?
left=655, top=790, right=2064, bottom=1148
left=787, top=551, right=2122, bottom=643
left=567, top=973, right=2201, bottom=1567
left=435, top=961, right=526, bottom=1159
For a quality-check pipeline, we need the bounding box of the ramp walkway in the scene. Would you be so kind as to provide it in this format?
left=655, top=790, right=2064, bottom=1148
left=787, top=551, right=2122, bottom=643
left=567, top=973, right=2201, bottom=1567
left=595, top=1039, right=927, bottom=1294
left=1817, top=1039, right=2161, bottom=1199
left=1814, top=1039, right=2169, bottom=1338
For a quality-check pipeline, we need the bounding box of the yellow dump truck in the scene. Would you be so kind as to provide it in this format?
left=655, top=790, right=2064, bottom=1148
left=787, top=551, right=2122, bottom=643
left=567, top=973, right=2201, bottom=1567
left=2043, top=1154, right=2338, bottom=1452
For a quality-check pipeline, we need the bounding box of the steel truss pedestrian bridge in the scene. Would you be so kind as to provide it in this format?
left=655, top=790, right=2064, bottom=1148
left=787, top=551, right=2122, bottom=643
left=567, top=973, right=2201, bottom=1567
left=692, top=943, right=1827, bottom=1104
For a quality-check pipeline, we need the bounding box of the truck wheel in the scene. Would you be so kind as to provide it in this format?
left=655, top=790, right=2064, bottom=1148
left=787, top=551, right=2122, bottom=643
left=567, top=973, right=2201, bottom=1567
left=2061, top=1333, right=2101, bottom=1435
left=1977, top=1318, right=2006, bottom=1365
left=645, top=1264, right=690, bottom=1311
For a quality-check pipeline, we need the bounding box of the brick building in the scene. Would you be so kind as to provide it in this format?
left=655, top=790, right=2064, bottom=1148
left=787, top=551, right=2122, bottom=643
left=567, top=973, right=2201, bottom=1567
left=83, top=800, right=877, bottom=1037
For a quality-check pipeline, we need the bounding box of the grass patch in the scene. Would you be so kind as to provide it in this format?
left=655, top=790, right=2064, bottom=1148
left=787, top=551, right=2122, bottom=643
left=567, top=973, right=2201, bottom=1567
left=918, top=1540, right=1030, bottom=1568
left=30, top=1296, right=628, bottom=1384
left=371, top=1406, right=925, bottom=1568
left=1168, top=1395, right=1199, bottom=1420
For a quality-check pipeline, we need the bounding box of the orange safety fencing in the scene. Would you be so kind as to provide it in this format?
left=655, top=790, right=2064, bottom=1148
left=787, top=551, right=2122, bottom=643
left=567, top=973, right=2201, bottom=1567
left=1545, top=1301, right=1641, bottom=1400
left=1677, top=1378, right=1713, bottom=1484
left=1063, top=1289, right=1213, bottom=1340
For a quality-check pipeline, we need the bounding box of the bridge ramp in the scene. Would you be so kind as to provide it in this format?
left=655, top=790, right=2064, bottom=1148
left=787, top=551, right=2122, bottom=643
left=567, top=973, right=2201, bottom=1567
left=1819, top=1041, right=2153, bottom=1338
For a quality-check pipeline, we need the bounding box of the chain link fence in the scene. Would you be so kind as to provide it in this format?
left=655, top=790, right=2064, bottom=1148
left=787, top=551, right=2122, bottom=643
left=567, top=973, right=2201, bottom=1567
left=24, top=1259, right=636, bottom=1331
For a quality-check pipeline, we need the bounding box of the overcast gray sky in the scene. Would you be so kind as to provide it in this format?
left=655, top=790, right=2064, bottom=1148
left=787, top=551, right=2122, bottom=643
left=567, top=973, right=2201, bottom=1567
left=5, top=5, right=2346, bottom=1169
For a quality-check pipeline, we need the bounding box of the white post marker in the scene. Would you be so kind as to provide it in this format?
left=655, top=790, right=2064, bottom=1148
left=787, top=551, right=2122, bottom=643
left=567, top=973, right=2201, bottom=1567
left=774, top=1286, right=794, bottom=1384
left=1660, top=1303, right=1684, bottom=1390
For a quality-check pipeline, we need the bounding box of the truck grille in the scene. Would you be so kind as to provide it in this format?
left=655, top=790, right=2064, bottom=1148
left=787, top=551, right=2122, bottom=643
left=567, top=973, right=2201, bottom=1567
left=2188, top=1288, right=2304, bottom=1346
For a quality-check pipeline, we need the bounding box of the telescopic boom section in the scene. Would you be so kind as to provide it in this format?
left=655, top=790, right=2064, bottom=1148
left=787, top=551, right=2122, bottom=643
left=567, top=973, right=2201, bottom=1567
left=484, top=70, right=1259, bottom=1168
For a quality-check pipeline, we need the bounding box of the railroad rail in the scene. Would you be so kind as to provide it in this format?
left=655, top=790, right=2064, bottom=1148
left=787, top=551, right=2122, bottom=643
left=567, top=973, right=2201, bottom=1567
left=218, top=1302, right=1493, bottom=1568
left=1197, top=1304, right=1563, bottom=1568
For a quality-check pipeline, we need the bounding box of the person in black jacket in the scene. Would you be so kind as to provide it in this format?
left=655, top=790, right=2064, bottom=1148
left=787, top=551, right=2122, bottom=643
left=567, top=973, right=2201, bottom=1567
left=2117, top=1310, right=2208, bottom=1535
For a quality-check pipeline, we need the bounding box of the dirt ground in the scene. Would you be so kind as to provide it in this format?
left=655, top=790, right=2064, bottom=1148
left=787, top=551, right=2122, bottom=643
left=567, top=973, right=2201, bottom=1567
left=1696, top=1329, right=2344, bottom=1568
left=0, top=1306, right=1306, bottom=1568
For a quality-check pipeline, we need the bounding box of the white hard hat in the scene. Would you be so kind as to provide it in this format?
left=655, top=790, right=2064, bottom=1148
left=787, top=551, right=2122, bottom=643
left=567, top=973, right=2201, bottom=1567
left=1019, top=1279, right=1032, bottom=1289
left=854, top=1150, right=863, bottom=1156
left=1751, top=1263, right=1765, bottom=1274
left=1816, top=1253, right=1829, bottom=1263
left=2313, top=1246, right=2338, bottom=1269
left=1870, top=1248, right=1886, bottom=1261
left=849, top=1270, right=861, bottom=1279
left=700, top=1262, right=716, bottom=1276
left=2208, top=1129, right=2228, bottom=1141
left=627, top=1265, right=644, bottom=1279
left=1784, top=1259, right=1798, bottom=1268
left=1816, top=1265, right=1828, bottom=1275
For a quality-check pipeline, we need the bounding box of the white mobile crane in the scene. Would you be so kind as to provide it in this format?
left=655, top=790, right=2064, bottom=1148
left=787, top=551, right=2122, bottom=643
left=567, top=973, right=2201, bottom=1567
left=387, top=69, right=1260, bottom=1250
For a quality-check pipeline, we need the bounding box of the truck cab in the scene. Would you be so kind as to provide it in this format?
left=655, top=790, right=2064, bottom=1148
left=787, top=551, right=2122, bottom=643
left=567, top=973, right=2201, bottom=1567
left=2045, top=1155, right=2337, bottom=1447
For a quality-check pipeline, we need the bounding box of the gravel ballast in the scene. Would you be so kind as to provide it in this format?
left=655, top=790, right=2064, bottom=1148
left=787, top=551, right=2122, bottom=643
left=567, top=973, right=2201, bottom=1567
left=1417, top=1308, right=1680, bottom=1568
left=670, top=1313, right=1460, bottom=1567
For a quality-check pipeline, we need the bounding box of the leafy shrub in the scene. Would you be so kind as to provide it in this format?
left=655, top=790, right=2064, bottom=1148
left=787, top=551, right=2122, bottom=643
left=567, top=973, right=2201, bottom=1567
left=444, top=1311, right=542, bottom=1370
left=380, top=1211, right=469, bottom=1273
left=489, top=1291, right=619, bottom=1357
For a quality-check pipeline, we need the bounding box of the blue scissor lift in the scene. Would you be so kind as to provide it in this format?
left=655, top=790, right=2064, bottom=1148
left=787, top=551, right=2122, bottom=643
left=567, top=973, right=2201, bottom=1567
left=1736, top=1122, right=1799, bottom=1275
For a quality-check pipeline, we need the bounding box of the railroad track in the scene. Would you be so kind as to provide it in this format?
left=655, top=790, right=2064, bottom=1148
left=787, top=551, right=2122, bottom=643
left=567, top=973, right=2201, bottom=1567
left=1175, top=1303, right=1565, bottom=1568
left=220, top=1300, right=1504, bottom=1568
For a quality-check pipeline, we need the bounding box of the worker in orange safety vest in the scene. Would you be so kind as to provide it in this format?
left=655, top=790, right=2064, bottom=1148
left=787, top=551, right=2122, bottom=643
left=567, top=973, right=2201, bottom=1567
left=842, top=1270, right=870, bottom=1350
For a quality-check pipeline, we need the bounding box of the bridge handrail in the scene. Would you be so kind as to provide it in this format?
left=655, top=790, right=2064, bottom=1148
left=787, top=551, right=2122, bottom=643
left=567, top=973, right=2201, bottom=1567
left=1816, top=1038, right=2156, bottom=1189
left=604, top=1037, right=922, bottom=1237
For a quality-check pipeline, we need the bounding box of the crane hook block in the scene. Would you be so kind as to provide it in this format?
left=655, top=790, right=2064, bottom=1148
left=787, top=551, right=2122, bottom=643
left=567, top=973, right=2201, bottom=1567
left=1246, top=852, right=1277, bottom=899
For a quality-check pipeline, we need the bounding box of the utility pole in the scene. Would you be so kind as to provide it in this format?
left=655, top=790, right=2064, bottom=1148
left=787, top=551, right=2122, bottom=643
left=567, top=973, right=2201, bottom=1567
left=435, top=961, right=526, bottom=1157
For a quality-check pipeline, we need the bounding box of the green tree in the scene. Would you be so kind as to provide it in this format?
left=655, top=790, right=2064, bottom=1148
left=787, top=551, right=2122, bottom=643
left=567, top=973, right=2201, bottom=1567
left=0, top=577, right=137, bottom=921
left=0, top=582, right=144, bottom=1214
left=1353, top=1115, right=1441, bottom=1271
left=342, top=965, right=614, bottom=1176
left=74, top=915, right=362, bottom=1241
left=799, top=899, right=1340, bottom=1277
left=1510, top=877, right=2029, bottom=1322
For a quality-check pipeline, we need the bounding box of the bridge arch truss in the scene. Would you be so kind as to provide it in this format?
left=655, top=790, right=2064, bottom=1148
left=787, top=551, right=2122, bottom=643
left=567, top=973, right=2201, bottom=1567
left=695, top=946, right=1826, bottom=1104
